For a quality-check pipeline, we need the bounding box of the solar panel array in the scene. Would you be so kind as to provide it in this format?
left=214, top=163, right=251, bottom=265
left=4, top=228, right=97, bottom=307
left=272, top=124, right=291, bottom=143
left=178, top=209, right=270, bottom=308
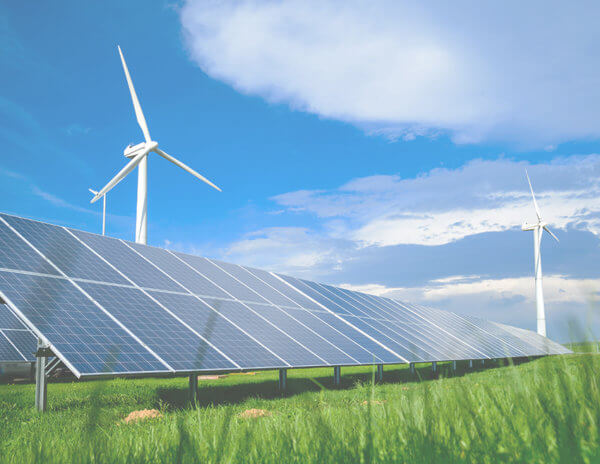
left=0, top=303, right=36, bottom=363
left=0, top=213, right=569, bottom=377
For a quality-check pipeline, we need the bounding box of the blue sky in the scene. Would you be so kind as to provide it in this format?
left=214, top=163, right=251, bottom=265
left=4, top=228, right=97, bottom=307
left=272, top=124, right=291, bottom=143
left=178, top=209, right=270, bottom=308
left=1, top=1, right=600, bottom=342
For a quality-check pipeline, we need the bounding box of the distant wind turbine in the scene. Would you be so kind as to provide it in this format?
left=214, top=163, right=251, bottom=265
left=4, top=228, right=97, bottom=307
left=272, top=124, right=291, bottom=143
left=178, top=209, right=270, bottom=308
left=89, top=188, right=106, bottom=236
left=521, top=169, right=559, bottom=337
left=90, top=46, right=221, bottom=244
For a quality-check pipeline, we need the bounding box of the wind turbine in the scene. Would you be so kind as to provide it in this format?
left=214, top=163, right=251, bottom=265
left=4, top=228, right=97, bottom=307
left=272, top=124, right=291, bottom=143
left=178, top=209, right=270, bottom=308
left=91, top=46, right=221, bottom=244
left=89, top=188, right=106, bottom=236
left=521, top=169, right=559, bottom=337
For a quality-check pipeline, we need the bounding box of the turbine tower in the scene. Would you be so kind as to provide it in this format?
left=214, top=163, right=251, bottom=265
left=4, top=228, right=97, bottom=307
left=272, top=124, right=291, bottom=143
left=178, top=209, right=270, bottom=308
left=521, top=170, right=559, bottom=337
left=89, top=188, right=106, bottom=236
left=91, top=46, right=221, bottom=244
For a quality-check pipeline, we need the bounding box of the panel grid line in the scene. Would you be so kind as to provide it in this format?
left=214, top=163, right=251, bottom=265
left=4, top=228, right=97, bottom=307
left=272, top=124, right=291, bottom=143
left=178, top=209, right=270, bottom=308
left=0, top=329, right=27, bottom=361
left=270, top=272, right=409, bottom=363
left=65, top=229, right=241, bottom=370
left=239, top=266, right=361, bottom=363
left=120, top=243, right=291, bottom=367
left=0, top=216, right=174, bottom=376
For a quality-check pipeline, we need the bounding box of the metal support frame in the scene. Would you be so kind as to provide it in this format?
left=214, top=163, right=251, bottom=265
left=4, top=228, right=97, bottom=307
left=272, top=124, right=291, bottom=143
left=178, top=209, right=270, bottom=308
left=376, top=364, right=383, bottom=382
left=409, top=362, right=415, bottom=375
left=188, top=374, right=199, bottom=405
left=333, top=366, right=341, bottom=386
left=481, top=359, right=485, bottom=367
left=432, top=361, right=438, bottom=374
left=278, top=368, right=287, bottom=392
left=468, top=359, right=473, bottom=369
left=35, top=338, right=49, bottom=412
left=452, top=360, right=457, bottom=373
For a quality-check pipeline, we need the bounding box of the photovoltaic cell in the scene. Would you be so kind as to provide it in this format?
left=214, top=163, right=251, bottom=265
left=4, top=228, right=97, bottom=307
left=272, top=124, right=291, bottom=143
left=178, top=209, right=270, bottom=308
left=176, top=255, right=270, bottom=304
left=200, top=297, right=324, bottom=366
left=254, top=270, right=323, bottom=311
left=79, top=282, right=236, bottom=371
left=72, top=230, right=183, bottom=292
left=283, top=308, right=380, bottom=363
left=2, top=329, right=36, bottom=361
left=1, top=215, right=129, bottom=285
left=126, top=243, right=230, bottom=298
left=147, top=291, right=283, bottom=368
left=0, top=303, right=28, bottom=330
left=0, top=218, right=59, bottom=276
left=0, top=331, right=23, bottom=362
left=245, top=302, right=356, bottom=365
left=0, top=271, right=167, bottom=375
left=212, top=262, right=297, bottom=308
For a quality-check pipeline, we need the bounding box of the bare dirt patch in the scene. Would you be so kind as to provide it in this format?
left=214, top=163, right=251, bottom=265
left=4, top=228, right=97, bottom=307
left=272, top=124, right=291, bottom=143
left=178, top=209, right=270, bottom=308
left=230, top=372, right=257, bottom=376
left=121, top=409, right=163, bottom=424
left=361, top=400, right=387, bottom=406
left=238, top=408, right=272, bottom=419
left=198, top=375, right=228, bottom=380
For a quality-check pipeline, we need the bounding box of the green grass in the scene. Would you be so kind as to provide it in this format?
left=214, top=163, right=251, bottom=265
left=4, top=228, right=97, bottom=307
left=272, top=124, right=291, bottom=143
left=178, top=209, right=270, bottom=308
left=0, top=355, right=599, bottom=463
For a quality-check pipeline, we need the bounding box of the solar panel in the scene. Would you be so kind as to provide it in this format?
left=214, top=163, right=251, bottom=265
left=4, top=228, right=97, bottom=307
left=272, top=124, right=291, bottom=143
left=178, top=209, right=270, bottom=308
left=0, top=213, right=570, bottom=379
left=0, top=300, right=37, bottom=362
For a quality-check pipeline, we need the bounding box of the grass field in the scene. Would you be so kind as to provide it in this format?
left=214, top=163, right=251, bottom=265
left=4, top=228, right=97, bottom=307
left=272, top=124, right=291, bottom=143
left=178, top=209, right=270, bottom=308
left=0, top=354, right=598, bottom=463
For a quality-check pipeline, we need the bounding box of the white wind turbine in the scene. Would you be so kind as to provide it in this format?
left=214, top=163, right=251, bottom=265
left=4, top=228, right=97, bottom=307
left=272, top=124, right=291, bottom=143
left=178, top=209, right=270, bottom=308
left=91, top=46, right=221, bottom=244
left=88, top=188, right=106, bottom=236
left=521, top=169, right=559, bottom=337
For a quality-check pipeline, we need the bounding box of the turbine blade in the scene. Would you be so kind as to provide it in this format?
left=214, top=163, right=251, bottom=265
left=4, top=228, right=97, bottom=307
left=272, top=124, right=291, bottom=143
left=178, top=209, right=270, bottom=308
left=525, top=169, right=542, bottom=221
left=154, top=147, right=222, bottom=192
left=118, top=46, right=151, bottom=143
left=544, top=225, right=559, bottom=242
left=91, top=148, right=149, bottom=203
left=88, top=188, right=98, bottom=195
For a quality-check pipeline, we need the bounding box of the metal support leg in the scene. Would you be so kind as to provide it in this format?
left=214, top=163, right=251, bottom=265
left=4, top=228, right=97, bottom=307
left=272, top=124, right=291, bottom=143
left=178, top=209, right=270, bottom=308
left=188, top=374, right=199, bottom=405
left=409, top=363, right=415, bottom=375
left=35, top=339, right=48, bottom=412
left=432, top=361, right=437, bottom=374
left=333, top=366, right=341, bottom=386
left=452, top=360, right=457, bottom=373
left=376, top=364, right=383, bottom=382
left=481, top=359, right=485, bottom=367
left=278, top=368, right=287, bottom=392
left=468, top=359, right=473, bottom=369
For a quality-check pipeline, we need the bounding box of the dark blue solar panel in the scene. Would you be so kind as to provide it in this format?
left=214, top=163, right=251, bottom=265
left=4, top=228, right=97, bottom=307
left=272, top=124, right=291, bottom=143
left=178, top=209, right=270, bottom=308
left=0, top=304, right=28, bottom=330
left=1, top=215, right=128, bottom=285
left=0, top=271, right=167, bottom=375
left=277, top=275, right=353, bottom=315
left=2, top=329, right=36, bottom=361
left=461, top=314, right=544, bottom=356
left=283, top=308, right=379, bottom=364
left=403, top=303, right=513, bottom=359
left=79, top=282, right=236, bottom=371
left=175, top=254, right=269, bottom=303
left=126, top=243, right=230, bottom=298
left=72, top=230, right=183, bottom=292
left=340, top=316, right=423, bottom=362
left=336, top=289, right=479, bottom=360
left=0, top=330, right=24, bottom=361
left=147, top=291, right=283, bottom=369
left=213, top=262, right=298, bottom=308
left=256, top=271, right=324, bottom=311
left=245, top=303, right=355, bottom=365
left=200, top=297, right=324, bottom=367
left=0, top=219, right=59, bottom=276
left=307, top=311, right=399, bottom=363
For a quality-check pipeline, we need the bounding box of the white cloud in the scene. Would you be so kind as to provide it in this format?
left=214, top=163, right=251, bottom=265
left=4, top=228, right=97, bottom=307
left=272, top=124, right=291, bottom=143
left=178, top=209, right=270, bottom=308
left=180, top=0, right=600, bottom=146
left=223, top=227, right=348, bottom=277
left=272, top=156, right=600, bottom=247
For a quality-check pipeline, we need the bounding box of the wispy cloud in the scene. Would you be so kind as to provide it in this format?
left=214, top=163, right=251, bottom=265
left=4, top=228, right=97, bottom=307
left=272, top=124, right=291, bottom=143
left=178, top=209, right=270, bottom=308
left=272, top=156, right=600, bottom=247
left=181, top=0, right=600, bottom=147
